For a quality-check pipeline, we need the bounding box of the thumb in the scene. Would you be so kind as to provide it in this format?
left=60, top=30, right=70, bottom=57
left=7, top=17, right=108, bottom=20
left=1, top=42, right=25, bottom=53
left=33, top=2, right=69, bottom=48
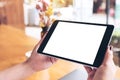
left=102, top=46, right=113, bottom=66
left=31, top=32, right=48, bottom=54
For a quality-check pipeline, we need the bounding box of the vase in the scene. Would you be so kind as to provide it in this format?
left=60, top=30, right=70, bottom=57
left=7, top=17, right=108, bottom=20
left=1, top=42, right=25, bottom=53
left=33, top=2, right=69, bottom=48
left=41, top=26, right=48, bottom=38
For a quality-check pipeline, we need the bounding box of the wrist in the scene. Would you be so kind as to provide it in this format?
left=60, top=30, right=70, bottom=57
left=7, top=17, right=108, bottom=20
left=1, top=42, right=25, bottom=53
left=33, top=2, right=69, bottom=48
left=23, top=59, right=36, bottom=74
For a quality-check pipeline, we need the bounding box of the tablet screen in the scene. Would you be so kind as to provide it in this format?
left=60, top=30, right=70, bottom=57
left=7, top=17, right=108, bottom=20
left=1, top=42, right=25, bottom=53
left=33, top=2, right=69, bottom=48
left=37, top=20, right=114, bottom=67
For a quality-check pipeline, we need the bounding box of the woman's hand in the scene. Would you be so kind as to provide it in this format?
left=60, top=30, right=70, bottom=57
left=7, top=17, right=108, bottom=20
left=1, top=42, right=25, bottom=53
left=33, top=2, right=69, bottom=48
left=85, top=46, right=117, bottom=80
left=25, top=34, right=58, bottom=72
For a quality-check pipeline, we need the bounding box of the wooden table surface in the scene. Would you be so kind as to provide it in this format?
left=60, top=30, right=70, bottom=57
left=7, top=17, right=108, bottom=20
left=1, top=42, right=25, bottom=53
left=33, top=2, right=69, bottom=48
left=0, top=25, right=83, bottom=80
left=0, top=25, right=120, bottom=80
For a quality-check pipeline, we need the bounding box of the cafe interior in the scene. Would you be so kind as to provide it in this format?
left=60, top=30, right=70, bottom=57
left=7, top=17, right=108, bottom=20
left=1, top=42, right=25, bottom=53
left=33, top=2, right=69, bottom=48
left=0, top=0, right=120, bottom=80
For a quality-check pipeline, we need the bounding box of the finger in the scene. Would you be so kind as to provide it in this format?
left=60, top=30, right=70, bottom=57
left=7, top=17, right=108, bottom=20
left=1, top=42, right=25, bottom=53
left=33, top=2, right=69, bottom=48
left=50, top=57, right=58, bottom=64
left=31, top=32, right=48, bottom=55
left=35, top=32, right=48, bottom=51
left=102, top=46, right=113, bottom=65
left=37, top=31, right=48, bottom=46
left=52, top=57, right=58, bottom=62
left=40, top=32, right=48, bottom=43
left=84, top=66, right=93, bottom=73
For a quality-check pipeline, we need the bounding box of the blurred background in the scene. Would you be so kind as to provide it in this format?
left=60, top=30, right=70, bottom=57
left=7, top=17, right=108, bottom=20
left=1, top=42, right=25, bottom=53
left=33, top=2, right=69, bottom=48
left=0, top=0, right=120, bottom=80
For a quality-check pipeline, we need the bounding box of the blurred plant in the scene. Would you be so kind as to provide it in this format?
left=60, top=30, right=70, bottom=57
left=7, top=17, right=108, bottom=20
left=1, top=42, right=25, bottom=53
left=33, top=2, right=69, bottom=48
left=110, top=28, right=120, bottom=48
left=36, top=0, right=55, bottom=38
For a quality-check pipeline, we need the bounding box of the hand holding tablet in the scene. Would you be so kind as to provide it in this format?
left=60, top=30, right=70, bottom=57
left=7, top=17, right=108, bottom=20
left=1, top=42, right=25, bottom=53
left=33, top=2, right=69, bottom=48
left=37, top=20, right=114, bottom=67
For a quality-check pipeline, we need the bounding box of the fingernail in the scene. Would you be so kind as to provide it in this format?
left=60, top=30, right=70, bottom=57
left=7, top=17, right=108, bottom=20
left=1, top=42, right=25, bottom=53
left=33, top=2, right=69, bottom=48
left=109, top=46, right=113, bottom=55
left=110, top=46, right=113, bottom=51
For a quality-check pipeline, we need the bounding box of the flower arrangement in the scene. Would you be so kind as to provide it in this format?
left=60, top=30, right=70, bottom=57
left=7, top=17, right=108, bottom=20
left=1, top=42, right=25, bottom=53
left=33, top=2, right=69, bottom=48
left=36, top=0, right=55, bottom=38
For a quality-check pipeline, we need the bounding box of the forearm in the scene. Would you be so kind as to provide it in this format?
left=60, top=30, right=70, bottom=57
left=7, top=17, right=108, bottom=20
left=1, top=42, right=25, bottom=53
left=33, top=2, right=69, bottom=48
left=0, top=62, right=35, bottom=80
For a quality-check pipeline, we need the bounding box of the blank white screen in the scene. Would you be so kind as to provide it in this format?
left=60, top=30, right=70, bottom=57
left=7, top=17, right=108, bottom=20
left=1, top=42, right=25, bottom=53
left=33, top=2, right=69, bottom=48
left=43, top=22, right=106, bottom=64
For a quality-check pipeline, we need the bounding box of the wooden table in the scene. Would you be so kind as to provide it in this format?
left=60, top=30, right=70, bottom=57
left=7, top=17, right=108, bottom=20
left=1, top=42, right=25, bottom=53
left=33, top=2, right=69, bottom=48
left=0, top=25, right=83, bottom=80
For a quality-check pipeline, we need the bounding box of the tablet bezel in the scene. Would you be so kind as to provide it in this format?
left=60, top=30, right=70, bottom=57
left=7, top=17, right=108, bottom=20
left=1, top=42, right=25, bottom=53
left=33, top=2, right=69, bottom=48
left=37, top=20, right=114, bottom=67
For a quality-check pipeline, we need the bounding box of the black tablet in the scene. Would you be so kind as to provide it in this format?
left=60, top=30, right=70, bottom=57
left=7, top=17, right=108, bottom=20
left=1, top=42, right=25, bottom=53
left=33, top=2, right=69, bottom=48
left=37, top=20, right=114, bottom=67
